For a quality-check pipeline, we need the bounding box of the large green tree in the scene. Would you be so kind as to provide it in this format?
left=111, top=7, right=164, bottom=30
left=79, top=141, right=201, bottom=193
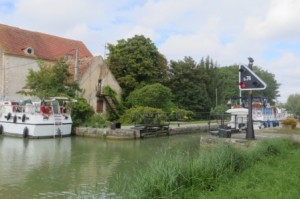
left=106, top=35, right=169, bottom=99
left=19, top=58, right=80, bottom=98
left=169, top=57, right=211, bottom=113
left=285, top=94, right=300, bottom=116
left=250, top=66, right=281, bottom=104
left=216, top=65, right=240, bottom=103
left=198, top=56, right=221, bottom=107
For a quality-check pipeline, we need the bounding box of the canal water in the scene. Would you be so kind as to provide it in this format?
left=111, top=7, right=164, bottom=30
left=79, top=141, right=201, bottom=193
left=0, top=133, right=204, bottom=198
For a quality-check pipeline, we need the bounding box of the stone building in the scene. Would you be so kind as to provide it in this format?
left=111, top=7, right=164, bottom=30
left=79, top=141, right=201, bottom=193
left=0, top=24, right=121, bottom=115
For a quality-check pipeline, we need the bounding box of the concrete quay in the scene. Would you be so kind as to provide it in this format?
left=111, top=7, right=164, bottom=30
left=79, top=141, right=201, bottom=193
left=75, top=123, right=219, bottom=139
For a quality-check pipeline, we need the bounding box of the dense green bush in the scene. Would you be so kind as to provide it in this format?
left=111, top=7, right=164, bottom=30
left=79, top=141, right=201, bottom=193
left=169, top=108, right=194, bottom=121
left=281, top=117, right=298, bottom=129
left=210, top=104, right=229, bottom=115
left=103, top=86, right=124, bottom=121
left=119, top=106, right=165, bottom=124
left=82, top=114, right=108, bottom=128
left=126, top=83, right=174, bottom=110
left=70, top=96, right=94, bottom=127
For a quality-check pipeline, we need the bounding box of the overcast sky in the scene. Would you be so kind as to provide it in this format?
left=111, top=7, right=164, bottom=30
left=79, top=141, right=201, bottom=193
left=1, top=0, right=300, bottom=103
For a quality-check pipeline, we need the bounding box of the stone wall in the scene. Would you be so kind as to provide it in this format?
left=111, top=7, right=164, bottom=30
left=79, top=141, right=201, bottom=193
left=75, top=124, right=219, bottom=139
left=75, top=127, right=139, bottom=139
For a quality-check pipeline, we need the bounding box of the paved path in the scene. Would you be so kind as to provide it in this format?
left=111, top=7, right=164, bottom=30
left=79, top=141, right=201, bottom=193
left=228, top=127, right=300, bottom=143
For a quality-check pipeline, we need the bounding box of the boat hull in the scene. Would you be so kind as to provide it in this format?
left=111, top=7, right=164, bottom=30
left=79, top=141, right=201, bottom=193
left=0, top=113, right=72, bottom=138
left=0, top=102, right=72, bottom=138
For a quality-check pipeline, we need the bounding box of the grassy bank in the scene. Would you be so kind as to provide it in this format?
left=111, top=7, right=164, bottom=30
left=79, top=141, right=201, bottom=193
left=111, top=138, right=300, bottom=199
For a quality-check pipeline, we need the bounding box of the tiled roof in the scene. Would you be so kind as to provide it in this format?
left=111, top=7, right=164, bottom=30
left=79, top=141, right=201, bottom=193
left=0, top=24, right=93, bottom=60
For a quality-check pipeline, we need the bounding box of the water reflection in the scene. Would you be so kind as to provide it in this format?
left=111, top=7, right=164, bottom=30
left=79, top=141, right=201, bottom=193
left=0, top=137, right=71, bottom=197
left=0, top=133, right=202, bottom=198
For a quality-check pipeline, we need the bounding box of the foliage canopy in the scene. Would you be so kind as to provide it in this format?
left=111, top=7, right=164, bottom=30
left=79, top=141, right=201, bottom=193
left=119, top=106, right=164, bottom=124
left=169, top=57, right=213, bottom=113
left=286, top=94, right=300, bottom=116
left=19, top=59, right=94, bottom=126
left=250, top=66, right=281, bottom=104
left=126, top=83, right=173, bottom=110
left=106, top=35, right=169, bottom=99
left=19, top=58, right=80, bottom=98
left=69, top=96, right=94, bottom=127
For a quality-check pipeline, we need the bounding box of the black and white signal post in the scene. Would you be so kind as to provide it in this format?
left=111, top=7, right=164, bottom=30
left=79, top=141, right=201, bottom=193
left=239, top=58, right=267, bottom=139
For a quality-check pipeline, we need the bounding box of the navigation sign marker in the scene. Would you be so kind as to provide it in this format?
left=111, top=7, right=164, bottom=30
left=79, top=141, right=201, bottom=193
left=239, top=65, right=267, bottom=90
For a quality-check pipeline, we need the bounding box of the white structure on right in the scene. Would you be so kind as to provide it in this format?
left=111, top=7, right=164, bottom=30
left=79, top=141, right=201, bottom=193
left=226, top=98, right=288, bottom=130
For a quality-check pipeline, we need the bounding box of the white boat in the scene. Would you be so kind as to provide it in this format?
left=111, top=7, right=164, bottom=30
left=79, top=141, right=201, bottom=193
left=226, top=107, right=248, bottom=129
left=226, top=99, right=288, bottom=130
left=0, top=97, right=73, bottom=138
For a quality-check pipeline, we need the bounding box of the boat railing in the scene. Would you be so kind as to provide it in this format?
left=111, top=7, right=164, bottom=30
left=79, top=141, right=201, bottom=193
left=1, top=101, right=71, bottom=117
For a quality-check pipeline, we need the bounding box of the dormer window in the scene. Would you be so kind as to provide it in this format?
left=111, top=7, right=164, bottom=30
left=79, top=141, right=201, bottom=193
left=23, top=47, right=34, bottom=56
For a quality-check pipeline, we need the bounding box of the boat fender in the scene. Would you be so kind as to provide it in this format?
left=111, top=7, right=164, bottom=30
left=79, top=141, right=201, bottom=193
left=23, top=127, right=29, bottom=138
left=13, top=115, right=17, bottom=123
left=22, top=114, right=26, bottom=122
left=0, top=125, right=3, bottom=135
left=6, top=112, right=11, bottom=120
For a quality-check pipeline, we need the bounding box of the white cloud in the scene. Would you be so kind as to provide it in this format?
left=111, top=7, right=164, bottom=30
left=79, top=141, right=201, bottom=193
left=129, top=0, right=204, bottom=30
left=159, top=16, right=222, bottom=61
left=263, top=53, right=300, bottom=102
left=245, top=0, right=300, bottom=40
left=1, top=0, right=300, bottom=102
left=123, top=25, right=158, bottom=40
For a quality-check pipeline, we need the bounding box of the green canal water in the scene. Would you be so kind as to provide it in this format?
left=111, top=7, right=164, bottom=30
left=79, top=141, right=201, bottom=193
left=0, top=133, right=204, bottom=198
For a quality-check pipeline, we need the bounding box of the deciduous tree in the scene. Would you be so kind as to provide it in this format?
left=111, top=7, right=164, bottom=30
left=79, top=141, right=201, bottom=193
left=169, top=57, right=211, bottom=113
left=19, top=59, right=80, bottom=98
left=106, top=35, right=169, bottom=99
left=251, top=66, right=280, bottom=104
left=286, top=94, right=300, bottom=116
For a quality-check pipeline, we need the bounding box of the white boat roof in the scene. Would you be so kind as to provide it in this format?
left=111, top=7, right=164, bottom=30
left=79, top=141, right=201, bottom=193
left=226, top=108, right=248, bottom=114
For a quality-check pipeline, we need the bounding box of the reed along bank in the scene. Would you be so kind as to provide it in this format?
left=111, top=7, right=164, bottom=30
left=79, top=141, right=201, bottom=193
left=108, top=138, right=300, bottom=199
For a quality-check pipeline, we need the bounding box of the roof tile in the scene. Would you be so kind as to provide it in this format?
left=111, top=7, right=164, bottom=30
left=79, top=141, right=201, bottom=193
left=0, top=24, right=93, bottom=60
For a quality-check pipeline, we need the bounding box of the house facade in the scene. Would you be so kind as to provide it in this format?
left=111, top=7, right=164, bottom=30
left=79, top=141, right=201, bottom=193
left=0, top=24, right=121, bottom=115
left=78, top=56, right=122, bottom=115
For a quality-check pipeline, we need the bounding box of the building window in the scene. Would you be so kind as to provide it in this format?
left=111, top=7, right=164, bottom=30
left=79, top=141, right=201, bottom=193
left=96, top=99, right=104, bottom=113
left=96, top=79, right=102, bottom=96
left=23, top=47, right=34, bottom=55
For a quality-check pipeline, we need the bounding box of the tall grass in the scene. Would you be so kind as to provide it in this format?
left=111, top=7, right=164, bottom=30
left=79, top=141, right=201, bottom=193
left=111, top=138, right=299, bottom=199
left=204, top=139, right=300, bottom=199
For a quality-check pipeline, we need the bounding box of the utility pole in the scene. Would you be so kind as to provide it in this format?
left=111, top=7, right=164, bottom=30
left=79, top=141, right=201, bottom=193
left=74, top=48, right=78, bottom=81
left=104, top=43, right=107, bottom=59
left=1, top=62, right=4, bottom=99
left=216, top=88, right=218, bottom=106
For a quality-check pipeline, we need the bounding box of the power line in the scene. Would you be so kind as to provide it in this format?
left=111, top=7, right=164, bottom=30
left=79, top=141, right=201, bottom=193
left=0, top=61, right=37, bottom=69
left=0, top=60, right=80, bottom=70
